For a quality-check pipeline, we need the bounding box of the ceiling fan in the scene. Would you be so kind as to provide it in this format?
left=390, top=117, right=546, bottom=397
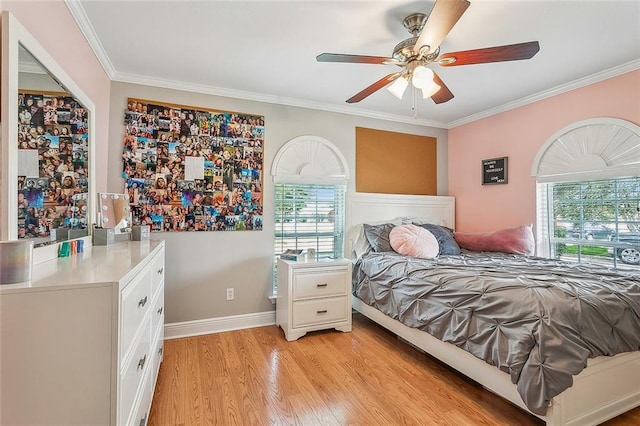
left=316, top=0, right=540, bottom=105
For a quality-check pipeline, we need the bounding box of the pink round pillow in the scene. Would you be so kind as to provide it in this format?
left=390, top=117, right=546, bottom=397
left=389, top=224, right=439, bottom=259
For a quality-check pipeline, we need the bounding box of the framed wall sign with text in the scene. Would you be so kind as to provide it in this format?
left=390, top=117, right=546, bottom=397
left=482, top=157, right=508, bottom=185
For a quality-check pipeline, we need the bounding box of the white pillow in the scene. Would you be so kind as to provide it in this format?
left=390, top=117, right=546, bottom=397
left=389, top=224, right=439, bottom=259
left=351, top=224, right=372, bottom=259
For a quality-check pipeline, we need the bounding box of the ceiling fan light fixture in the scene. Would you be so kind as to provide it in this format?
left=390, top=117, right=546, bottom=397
left=421, top=83, right=441, bottom=98
left=411, top=65, right=435, bottom=89
left=386, top=76, right=409, bottom=99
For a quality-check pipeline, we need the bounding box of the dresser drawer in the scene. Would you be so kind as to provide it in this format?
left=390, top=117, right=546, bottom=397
left=292, top=296, right=348, bottom=328
left=151, top=330, right=164, bottom=386
left=151, top=248, right=165, bottom=295
left=119, top=315, right=151, bottom=426
left=151, top=284, right=164, bottom=339
left=121, top=266, right=152, bottom=360
left=293, top=268, right=348, bottom=300
left=128, top=363, right=153, bottom=426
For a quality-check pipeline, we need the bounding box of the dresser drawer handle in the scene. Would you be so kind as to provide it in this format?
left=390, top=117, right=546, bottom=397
left=316, top=309, right=328, bottom=314
left=138, top=296, right=148, bottom=308
left=157, top=267, right=163, bottom=275
left=157, top=306, right=163, bottom=315
left=316, top=283, right=328, bottom=288
left=137, top=354, right=147, bottom=370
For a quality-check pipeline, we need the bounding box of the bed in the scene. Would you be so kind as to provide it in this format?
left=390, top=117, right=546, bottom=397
left=347, top=192, right=640, bottom=426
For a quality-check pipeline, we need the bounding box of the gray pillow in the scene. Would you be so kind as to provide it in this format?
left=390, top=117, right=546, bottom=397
left=363, top=223, right=396, bottom=252
left=416, top=223, right=461, bottom=255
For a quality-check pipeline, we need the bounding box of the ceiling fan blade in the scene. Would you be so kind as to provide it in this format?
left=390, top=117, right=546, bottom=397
left=316, top=53, right=398, bottom=65
left=431, top=71, right=454, bottom=104
left=438, top=41, right=540, bottom=66
left=346, top=72, right=402, bottom=103
left=414, top=0, right=470, bottom=56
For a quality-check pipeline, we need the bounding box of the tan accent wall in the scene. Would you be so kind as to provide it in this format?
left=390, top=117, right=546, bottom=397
left=356, top=127, right=437, bottom=195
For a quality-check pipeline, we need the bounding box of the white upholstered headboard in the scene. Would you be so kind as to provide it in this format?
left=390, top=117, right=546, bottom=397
left=345, top=192, right=455, bottom=257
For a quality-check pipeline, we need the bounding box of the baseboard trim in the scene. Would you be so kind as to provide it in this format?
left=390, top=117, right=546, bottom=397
left=164, top=311, right=276, bottom=340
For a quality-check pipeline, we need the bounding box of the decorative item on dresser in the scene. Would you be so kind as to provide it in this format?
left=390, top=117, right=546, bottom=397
left=276, top=258, right=352, bottom=341
left=0, top=240, right=165, bottom=426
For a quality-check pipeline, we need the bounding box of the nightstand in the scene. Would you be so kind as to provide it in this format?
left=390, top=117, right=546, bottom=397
left=276, top=258, right=352, bottom=341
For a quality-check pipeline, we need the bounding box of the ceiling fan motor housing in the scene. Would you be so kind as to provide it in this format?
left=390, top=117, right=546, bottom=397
left=393, top=13, right=440, bottom=63
left=393, top=37, right=440, bottom=65
left=392, top=37, right=419, bottom=62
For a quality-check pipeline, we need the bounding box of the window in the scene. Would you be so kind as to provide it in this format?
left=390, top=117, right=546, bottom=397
left=533, top=118, right=640, bottom=270
left=270, top=135, right=350, bottom=293
left=274, top=183, right=346, bottom=260
left=537, top=176, right=640, bottom=269
left=271, top=136, right=349, bottom=293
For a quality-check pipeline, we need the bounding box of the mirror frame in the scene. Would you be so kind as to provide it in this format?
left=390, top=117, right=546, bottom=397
left=1, top=11, right=96, bottom=243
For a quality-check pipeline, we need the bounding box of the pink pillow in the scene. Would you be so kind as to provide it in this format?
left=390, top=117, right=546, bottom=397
left=453, top=224, right=535, bottom=255
left=389, top=224, right=439, bottom=259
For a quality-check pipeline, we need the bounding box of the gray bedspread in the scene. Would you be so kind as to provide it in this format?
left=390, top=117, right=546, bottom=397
left=352, top=251, right=640, bottom=415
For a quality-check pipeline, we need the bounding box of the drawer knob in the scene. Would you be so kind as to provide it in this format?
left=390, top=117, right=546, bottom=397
left=157, top=306, right=163, bottom=315
left=137, top=354, right=147, bottom=370
left=317, top=309, right=328, bottom=314
left=316, top=283, right=328, bottom=288
left=157, top=267, right=164, bottom=275
left=138, top=296, right=148, bottom=308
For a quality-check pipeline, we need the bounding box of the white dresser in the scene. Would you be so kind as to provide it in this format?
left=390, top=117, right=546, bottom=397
left=0, top=240, right=165, bottom=426
left=276, top=258, right=352, bottom=341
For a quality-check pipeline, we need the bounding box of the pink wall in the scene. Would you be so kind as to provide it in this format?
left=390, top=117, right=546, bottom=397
left=3, top=0, right=110, bottom=193
left=448, top=70, right=640, bottom=232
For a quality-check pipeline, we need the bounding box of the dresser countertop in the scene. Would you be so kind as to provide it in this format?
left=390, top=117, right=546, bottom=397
left=0, top=240, right=164, bottom=294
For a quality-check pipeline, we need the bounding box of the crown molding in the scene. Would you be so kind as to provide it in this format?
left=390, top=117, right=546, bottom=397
left=64, top=0, right=116, bottom=79
left=111, top=70, right=449, bottom=128
left=448, top=59, right=640, bottom=129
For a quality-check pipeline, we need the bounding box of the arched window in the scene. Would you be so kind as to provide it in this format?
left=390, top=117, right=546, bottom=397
left=532, top=118, right=640, bottom=269
left=271, top=135, right=349, bottom=267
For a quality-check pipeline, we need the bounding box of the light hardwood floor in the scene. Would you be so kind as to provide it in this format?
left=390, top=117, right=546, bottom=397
left=149, top=313, right=639, bottom=425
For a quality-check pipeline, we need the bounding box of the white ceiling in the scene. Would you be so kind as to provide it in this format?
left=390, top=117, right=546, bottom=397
left=69, top=0, right=640, bottom=128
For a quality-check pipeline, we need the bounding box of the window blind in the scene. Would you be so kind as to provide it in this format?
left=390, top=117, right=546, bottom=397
left=274, top=183, right=346, bottom=260
left=272, top=183, right=346, bottom=293
left=537, top=176, right=640, bottom=269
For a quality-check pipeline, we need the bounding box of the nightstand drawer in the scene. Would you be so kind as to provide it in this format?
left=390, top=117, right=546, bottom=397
left=293, top=268, right=348, bottom=299
left=292, top=296, right=348, bottom=327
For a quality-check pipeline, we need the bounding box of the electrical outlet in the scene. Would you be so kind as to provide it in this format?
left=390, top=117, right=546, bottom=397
left=226, top=288, right=234, bottom=301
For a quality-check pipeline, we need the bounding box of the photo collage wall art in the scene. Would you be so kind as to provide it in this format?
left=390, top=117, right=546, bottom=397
left=121, top=98, right=264, bottom=232
left=17, top=91, right=89, bottom=240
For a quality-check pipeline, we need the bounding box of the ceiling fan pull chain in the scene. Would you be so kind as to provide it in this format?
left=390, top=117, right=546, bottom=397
left=412, top=87, right=419, bottom=119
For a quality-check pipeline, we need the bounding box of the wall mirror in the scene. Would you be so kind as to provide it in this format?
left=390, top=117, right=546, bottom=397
left=1, top=12, right=95, bottom=250
left=17, top=45, right=90, bottom=244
